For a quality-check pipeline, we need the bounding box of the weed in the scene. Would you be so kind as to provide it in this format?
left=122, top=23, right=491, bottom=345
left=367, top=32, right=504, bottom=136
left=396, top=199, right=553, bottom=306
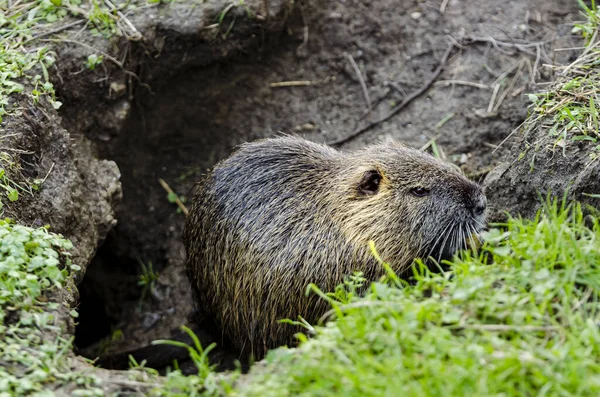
left=85, top=53, right=104, bottom=70
left=214, top=0, right=254, bottom=39
left=137, top=258, right=159, bottom=308
left=167, top=191, right=187, bottom=214
left=153, top=325, right=217, bottom=378
left=150, top=326, right=228, bottom=397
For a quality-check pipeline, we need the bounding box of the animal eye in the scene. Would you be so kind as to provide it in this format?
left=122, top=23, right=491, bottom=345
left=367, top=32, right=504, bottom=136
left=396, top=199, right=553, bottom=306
left=410, top=186, right=430, bottom=197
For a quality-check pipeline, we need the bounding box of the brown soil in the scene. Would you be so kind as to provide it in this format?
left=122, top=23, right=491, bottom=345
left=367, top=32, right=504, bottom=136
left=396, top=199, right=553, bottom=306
left=59, top=0, right=583, bottom=374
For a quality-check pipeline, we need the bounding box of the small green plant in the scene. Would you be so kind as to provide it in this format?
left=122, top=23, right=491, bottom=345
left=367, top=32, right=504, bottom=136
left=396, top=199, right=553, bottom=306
left=96, top=327, right=124, bottom=355
left=152, top=325, right=217, bottom=378
left=167, top=192, right=187, bottom=214
left=137, top=258, right=159, bottom=308
left=149, top=325, right=228, bottom=397
left=214, top=0, right=255, bottom=39
left=87, top=0, right=119, bottom=37
left=85, top=53, right=104, bottom=70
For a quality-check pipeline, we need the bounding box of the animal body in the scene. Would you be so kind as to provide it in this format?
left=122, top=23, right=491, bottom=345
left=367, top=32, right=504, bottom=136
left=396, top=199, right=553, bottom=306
left=184, top=135, right=487, bottom=359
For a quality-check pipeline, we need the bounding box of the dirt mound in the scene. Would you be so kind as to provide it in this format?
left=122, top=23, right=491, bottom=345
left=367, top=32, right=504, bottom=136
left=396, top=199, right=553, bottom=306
left=71, top=0, right=582, bottom=374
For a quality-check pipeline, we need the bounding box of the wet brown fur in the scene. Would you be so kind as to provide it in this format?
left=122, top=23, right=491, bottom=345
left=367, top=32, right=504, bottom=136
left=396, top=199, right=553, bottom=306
left=183, top=135, right=487, bottom=360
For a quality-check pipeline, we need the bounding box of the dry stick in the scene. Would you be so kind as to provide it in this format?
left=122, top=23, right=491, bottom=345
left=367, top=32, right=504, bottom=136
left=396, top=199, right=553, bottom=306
left=355, top=86, right=392, bottom=124
left=554, top=46, right=588, bottom=52
left=345, top=53, right=372, bottom=118
left=440, top=0, right=450, bottom=12
left=490, top=59, right=524, bottom=87
left=487, top=81, right=501, bottom=113
left=329, top=42, right=455, bottom=146
left=491, top=120, right=526, bottom=154
left=561, top=32, right=600, bottom=76
left=386, top=80, right=408, bottom=96
left=466, top=35, right=553, bottom=64
left=23, top=20, right=85, bottom=45
left=434, top=80, right=490, bottom=89
left=104, top=0, right=142, bottom=40
left=158, top=178, right=189, bottom=216
left=296, top=3, right=309, bottom=55
left=269, top=81, right=313, bottom=87
left=493, top=62, right=523, bottom=113
left=532, top=43, right=542, bottom=85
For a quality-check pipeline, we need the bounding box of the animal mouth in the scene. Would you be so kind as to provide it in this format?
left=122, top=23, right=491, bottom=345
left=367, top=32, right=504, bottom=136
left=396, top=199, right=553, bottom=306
left=425, top=215, right=487, bottom=264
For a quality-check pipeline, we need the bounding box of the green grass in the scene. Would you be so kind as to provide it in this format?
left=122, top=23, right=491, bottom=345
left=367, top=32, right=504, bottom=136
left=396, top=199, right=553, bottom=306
left=222, top=200, right=600, bottom=396
left=526, top=0, right=600, bottom=161
left=0, top=219, right=105, bottom=395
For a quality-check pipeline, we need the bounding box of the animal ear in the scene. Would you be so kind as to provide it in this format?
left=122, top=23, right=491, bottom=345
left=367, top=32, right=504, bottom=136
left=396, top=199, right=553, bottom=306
left=358, top=170, right=382, bottom=196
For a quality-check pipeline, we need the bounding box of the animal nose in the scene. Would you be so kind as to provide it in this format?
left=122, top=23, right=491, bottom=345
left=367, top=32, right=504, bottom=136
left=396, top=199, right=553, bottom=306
left=471, top=195, right=487, bottom=216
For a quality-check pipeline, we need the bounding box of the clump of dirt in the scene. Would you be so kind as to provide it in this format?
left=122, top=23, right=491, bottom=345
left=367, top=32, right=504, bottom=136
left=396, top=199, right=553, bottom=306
left=63, top=0, right=583, bottom=374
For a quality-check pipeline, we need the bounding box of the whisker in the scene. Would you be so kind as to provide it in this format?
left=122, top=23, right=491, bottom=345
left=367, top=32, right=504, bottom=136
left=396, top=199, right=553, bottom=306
left=467, top=224, right=478, bottom=253
left=426, top=222, right=452, bottom=261
left=438, top=224, right=455, bottom=263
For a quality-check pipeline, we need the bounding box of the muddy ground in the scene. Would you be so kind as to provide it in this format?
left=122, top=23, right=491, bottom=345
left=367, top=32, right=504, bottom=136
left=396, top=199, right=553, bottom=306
left=58, top=0, right=583, bottom=373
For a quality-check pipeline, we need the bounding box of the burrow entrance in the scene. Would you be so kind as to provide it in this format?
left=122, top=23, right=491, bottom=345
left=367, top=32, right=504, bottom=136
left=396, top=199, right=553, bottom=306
left=67, top=0, right=579, bottom=373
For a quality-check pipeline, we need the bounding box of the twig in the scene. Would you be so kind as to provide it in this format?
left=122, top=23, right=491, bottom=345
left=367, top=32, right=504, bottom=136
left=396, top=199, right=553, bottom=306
left=39, top=162, right=55, bottom=185
left=511, top=86, right=525, bottom=97
left=345, top=52, right=372, bottom=118
left=329, top=42, right=456, bottom=146
left=104, top=0, right=142, bottom=40
left=487, top=83, right=500, bottom=113
left=23, top=20, right=85, bottom=45
left=419, top=133, right=442, bottom=151
left=491, top=59, right=524, bottom=87
left=493, top=61, right=523, bottom=113
left=554, top=46, right=587, bottom=52
left=492, top=120, right=526, bottom=153
left=385, top=81, right=408, bottom=96
left=532, top=43, right=542, bottom=85
left=464, top=35, right=553, bottom=64
left=355, top=86, right=392, bottom=124
left=158, top=178, right=189, bottom=216
left=560, top=29, right=600, bottom=76
left=269, top=81, right=313, bottom=87
left=440, top=0, right=450, bottom=12
left=296, top=3, right=309, bottom=56
left=434, top=80, right=490, bottom=89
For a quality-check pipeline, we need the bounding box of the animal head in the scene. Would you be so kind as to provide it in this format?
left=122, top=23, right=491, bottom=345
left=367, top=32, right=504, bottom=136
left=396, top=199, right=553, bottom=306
left=335, top=139, right=487, bottom=268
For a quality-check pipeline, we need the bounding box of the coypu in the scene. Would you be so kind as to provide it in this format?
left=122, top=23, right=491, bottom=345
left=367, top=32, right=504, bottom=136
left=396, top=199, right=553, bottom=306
left=184, top=135, right=487, bottom=360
